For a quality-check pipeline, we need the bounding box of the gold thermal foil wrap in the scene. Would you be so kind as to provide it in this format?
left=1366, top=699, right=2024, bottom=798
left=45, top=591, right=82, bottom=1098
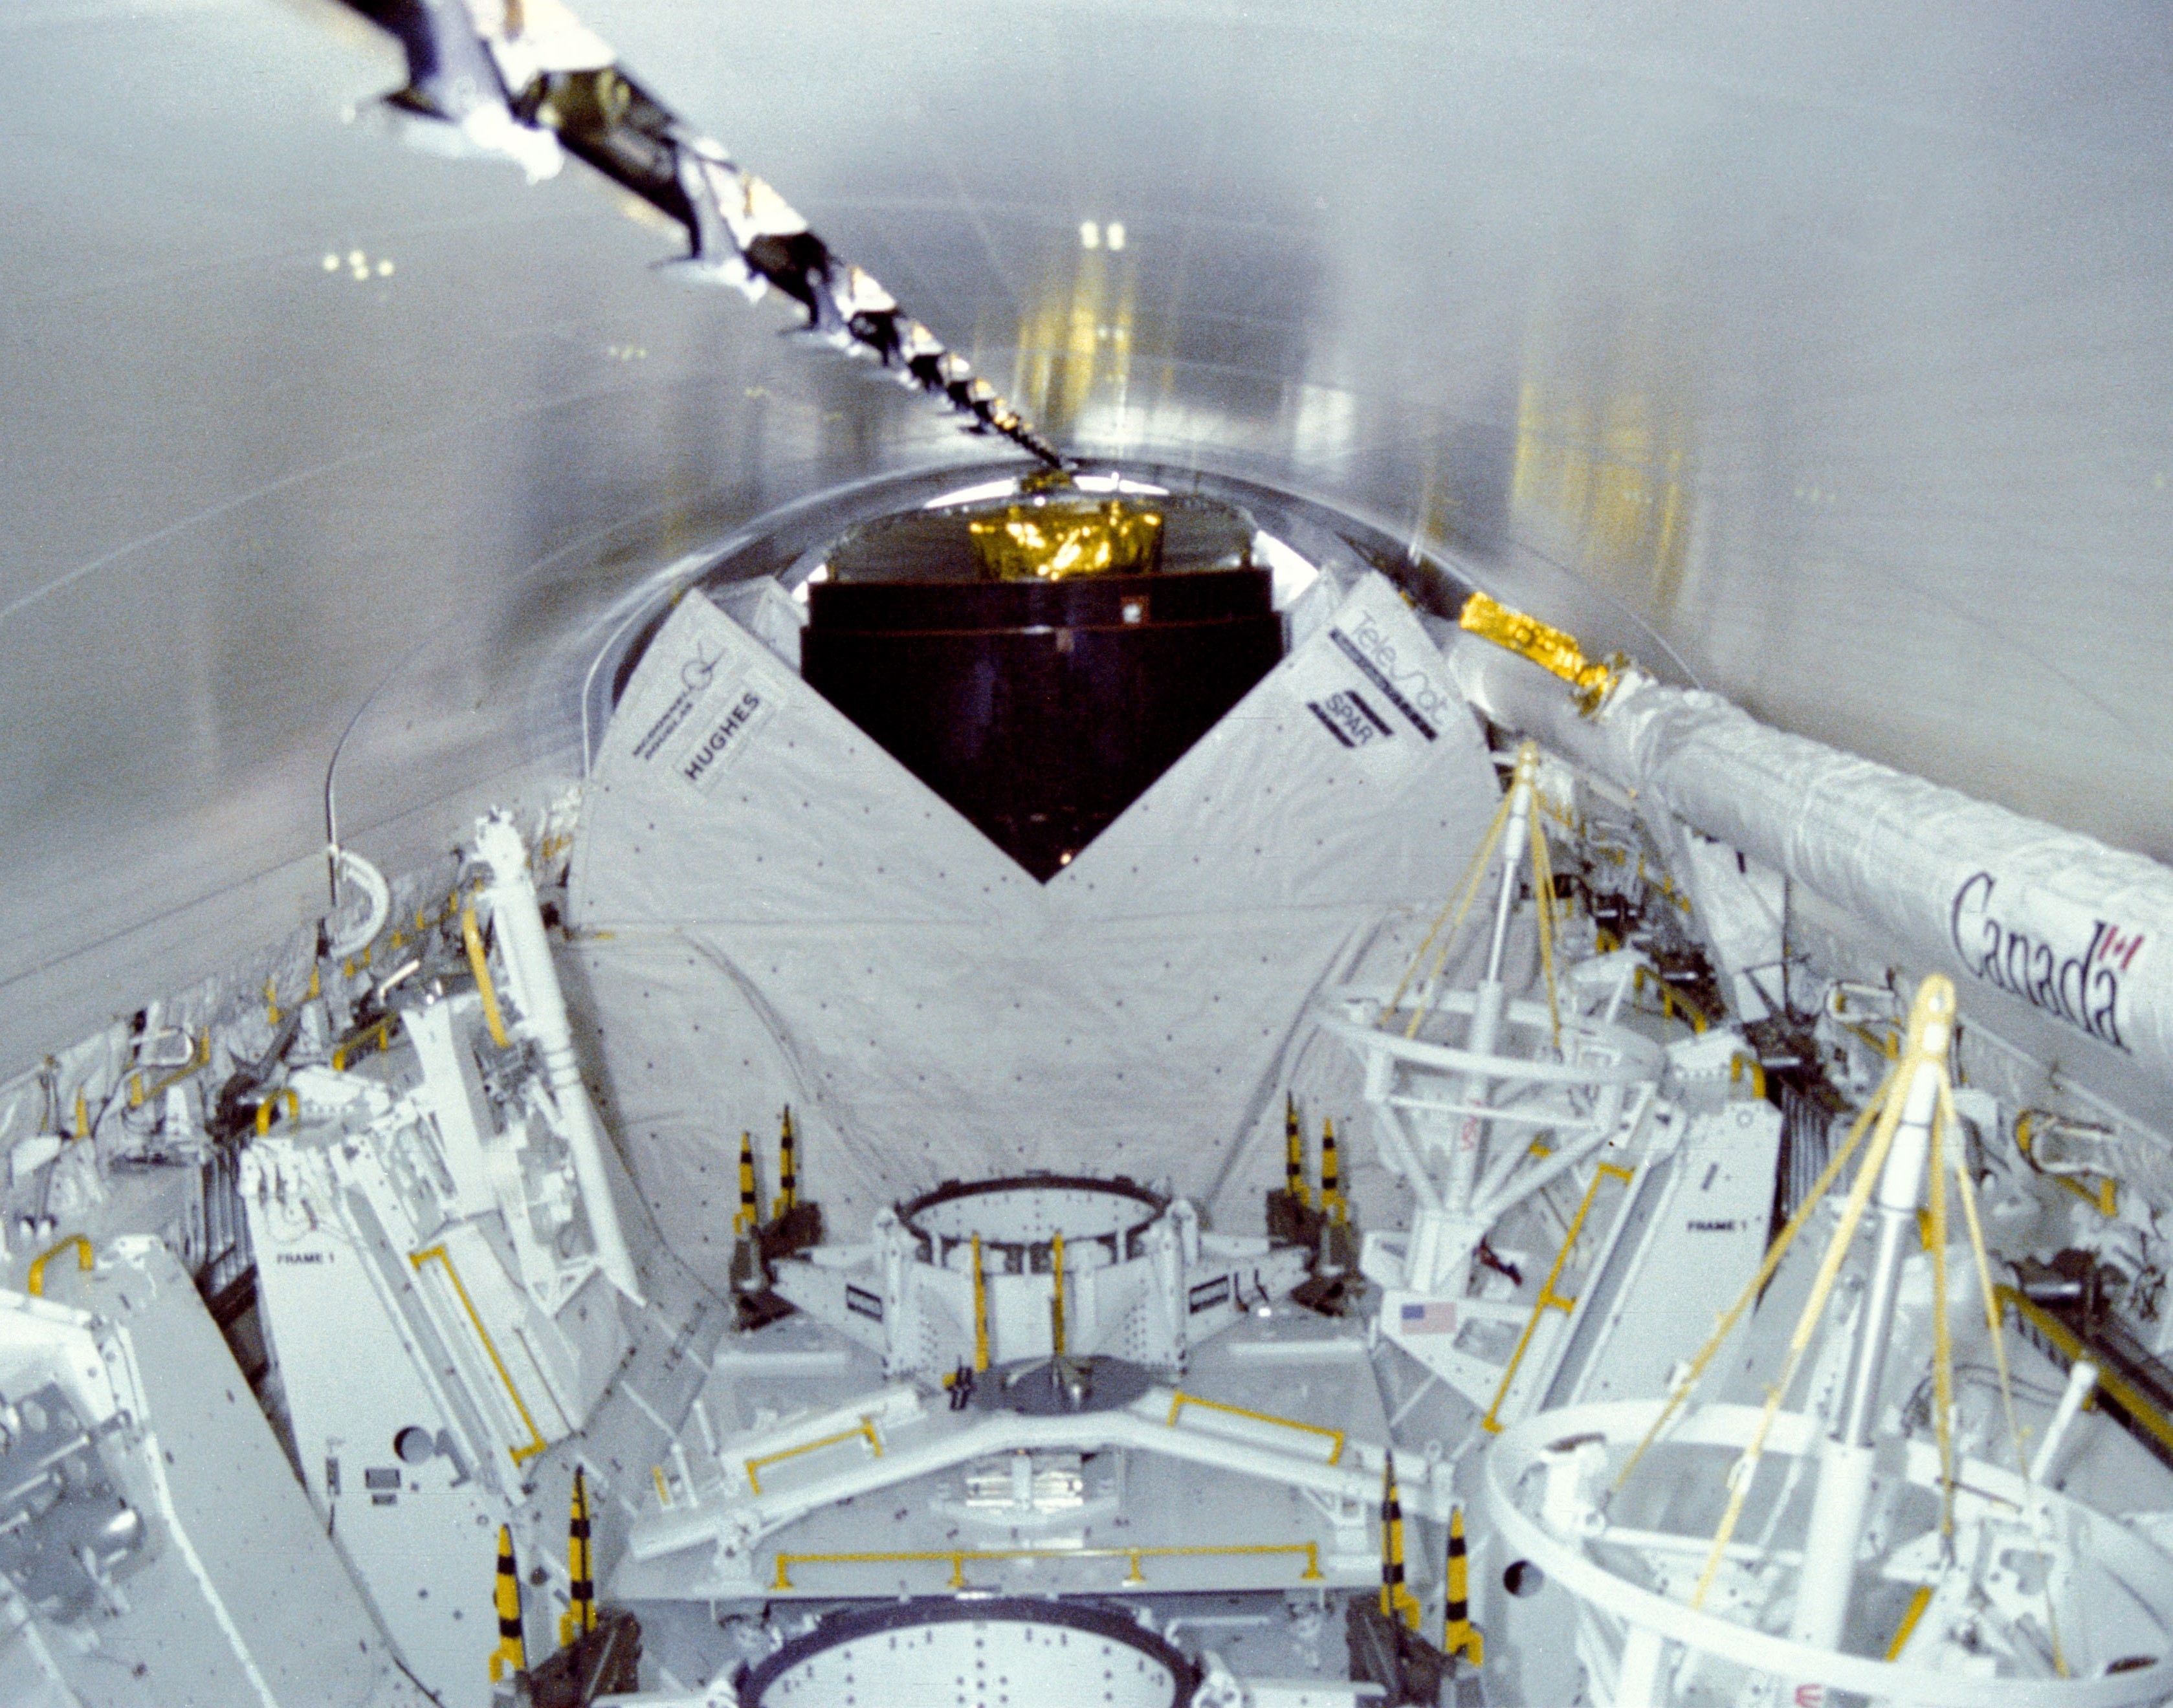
left=968, top=500, right=1164, bottom=581
left=1457, top=591, right=1615, bottom=697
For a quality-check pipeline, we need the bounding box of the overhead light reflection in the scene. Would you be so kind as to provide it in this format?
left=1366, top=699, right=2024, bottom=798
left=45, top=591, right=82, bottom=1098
left=921, top=472, right=1171, bottom=513
left=1070, top=473, right=1166, bottom=496
left=322, top=248, right=395, bottom=283
left=923, top=477, right=1020, bottom=509
left=1014, top=223, right=1140, bottom=439
left=1511, top=358, right=1696, bottom=620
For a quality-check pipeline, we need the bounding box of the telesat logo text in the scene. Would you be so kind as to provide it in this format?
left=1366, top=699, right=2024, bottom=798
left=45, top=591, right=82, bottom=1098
left=1948, top=870, right=2143, bottom=1053
left=1329, top=612, right=1452, bottom=741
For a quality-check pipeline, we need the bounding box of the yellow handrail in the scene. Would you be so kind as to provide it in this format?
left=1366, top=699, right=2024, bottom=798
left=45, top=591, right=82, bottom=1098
left=1842, top=1020, right=1900, bottom=1061
left=254, top=1088, right=300, bottom=1135
left=1166, top=1391, right=1344, bottom=1465
left=1886, top=1584, right=1934, bottom=1661
left=1729, top=1055, right=1767, bottom=1100
left=1481, top=1162, right=1636, bottom=1434
left=144, top=1033, right=210, bottom=1099
left=1998, top=1286, right=2173, bottom=1463
left=772, top=1540, right=1323, bottom=1592
left=408, top=1245, right=549, bottom=1464
left=1631, top=967, right=1708, bottom=1035
left=331, top=1018, right=395, bottom=1073
left=27, top=1235, right=93, bottom=1297
left=461, top=903, right=512, bottom=1049
left=745, top=1418, right=881, bottom=1496
left=2015, top=1113, right=2119, bottom=1218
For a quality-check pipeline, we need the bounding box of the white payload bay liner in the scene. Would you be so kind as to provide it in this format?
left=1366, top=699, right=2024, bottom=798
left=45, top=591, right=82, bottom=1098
left=568, top=573, right=1503, bottom=1273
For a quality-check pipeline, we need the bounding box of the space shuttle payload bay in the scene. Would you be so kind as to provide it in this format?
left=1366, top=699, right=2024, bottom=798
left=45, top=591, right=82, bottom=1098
left=4, top=3, right=2173, bottom=1706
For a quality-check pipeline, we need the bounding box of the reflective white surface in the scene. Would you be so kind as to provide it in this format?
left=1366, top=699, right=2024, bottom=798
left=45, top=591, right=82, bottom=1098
left=3, top=0, right=2170, bottom=1062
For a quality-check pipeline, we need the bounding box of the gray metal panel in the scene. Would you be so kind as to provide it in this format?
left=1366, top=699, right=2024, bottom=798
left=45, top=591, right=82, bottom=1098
left=5, top=0, right=2170, bottom=1068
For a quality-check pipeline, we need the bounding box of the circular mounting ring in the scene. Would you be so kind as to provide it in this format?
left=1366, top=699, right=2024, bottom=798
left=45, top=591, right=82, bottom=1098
left=736, top=1596, right=1198, bottom=1708
left=898, top=1174, right=1167, bottom=1273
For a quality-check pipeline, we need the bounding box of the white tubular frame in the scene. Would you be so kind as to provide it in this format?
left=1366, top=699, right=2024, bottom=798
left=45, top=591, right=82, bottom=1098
left=628, top=1382, right=1446, bottom=1568
left=1484, top=1399, right=2173, bottom=1708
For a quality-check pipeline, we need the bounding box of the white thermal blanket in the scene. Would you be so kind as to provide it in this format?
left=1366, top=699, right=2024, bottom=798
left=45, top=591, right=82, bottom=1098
left=566, top=573, right=1499, bottom=1284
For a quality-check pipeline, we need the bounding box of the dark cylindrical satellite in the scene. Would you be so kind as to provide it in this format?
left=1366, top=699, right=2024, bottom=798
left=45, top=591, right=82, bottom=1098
left=800, top=487, right=1285, bottom=879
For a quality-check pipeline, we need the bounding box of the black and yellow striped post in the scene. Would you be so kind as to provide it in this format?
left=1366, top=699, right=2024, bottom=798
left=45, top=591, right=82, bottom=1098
left=489, top=1524, right=526, bottom=1681
left=1321, top=1117, right=1345, bottom=1224
left=773, top=1105, right=797, bottom=1220
left=558, top=1469, right=595, bottom=1647
left=1378, top=1454, right=1422, bottom=1630
left=1285, top=1094, right=1310, bottom=1205
left=735, top=1130, right=758, bottom=1234
left=1443, top=1504, right=1483, bottom=1665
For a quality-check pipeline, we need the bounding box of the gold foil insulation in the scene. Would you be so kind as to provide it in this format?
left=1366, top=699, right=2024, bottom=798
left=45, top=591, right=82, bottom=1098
left=968, top=499, right=1164, bottom=582
left=1457, top=591, right=1618, bottom=705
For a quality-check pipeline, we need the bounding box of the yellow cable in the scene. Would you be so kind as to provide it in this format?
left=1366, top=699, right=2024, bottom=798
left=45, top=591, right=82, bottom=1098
left=1529, top=805, right=1561, bottom=1052
left=1401, top=823, right=1512, bottom=1038
left=1943, top=1081, right=2059, bottom=1672
left=1946, top=1102, right=2028, bottom=1481
left=1406, top=749, right=1543, bottom=1038
left=1691, top=1381, right=1794, bottom=1608
left=1927, top=1098, right=1955, bottom=1535
left=1686, top=1112, right=1895, bottom=1608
